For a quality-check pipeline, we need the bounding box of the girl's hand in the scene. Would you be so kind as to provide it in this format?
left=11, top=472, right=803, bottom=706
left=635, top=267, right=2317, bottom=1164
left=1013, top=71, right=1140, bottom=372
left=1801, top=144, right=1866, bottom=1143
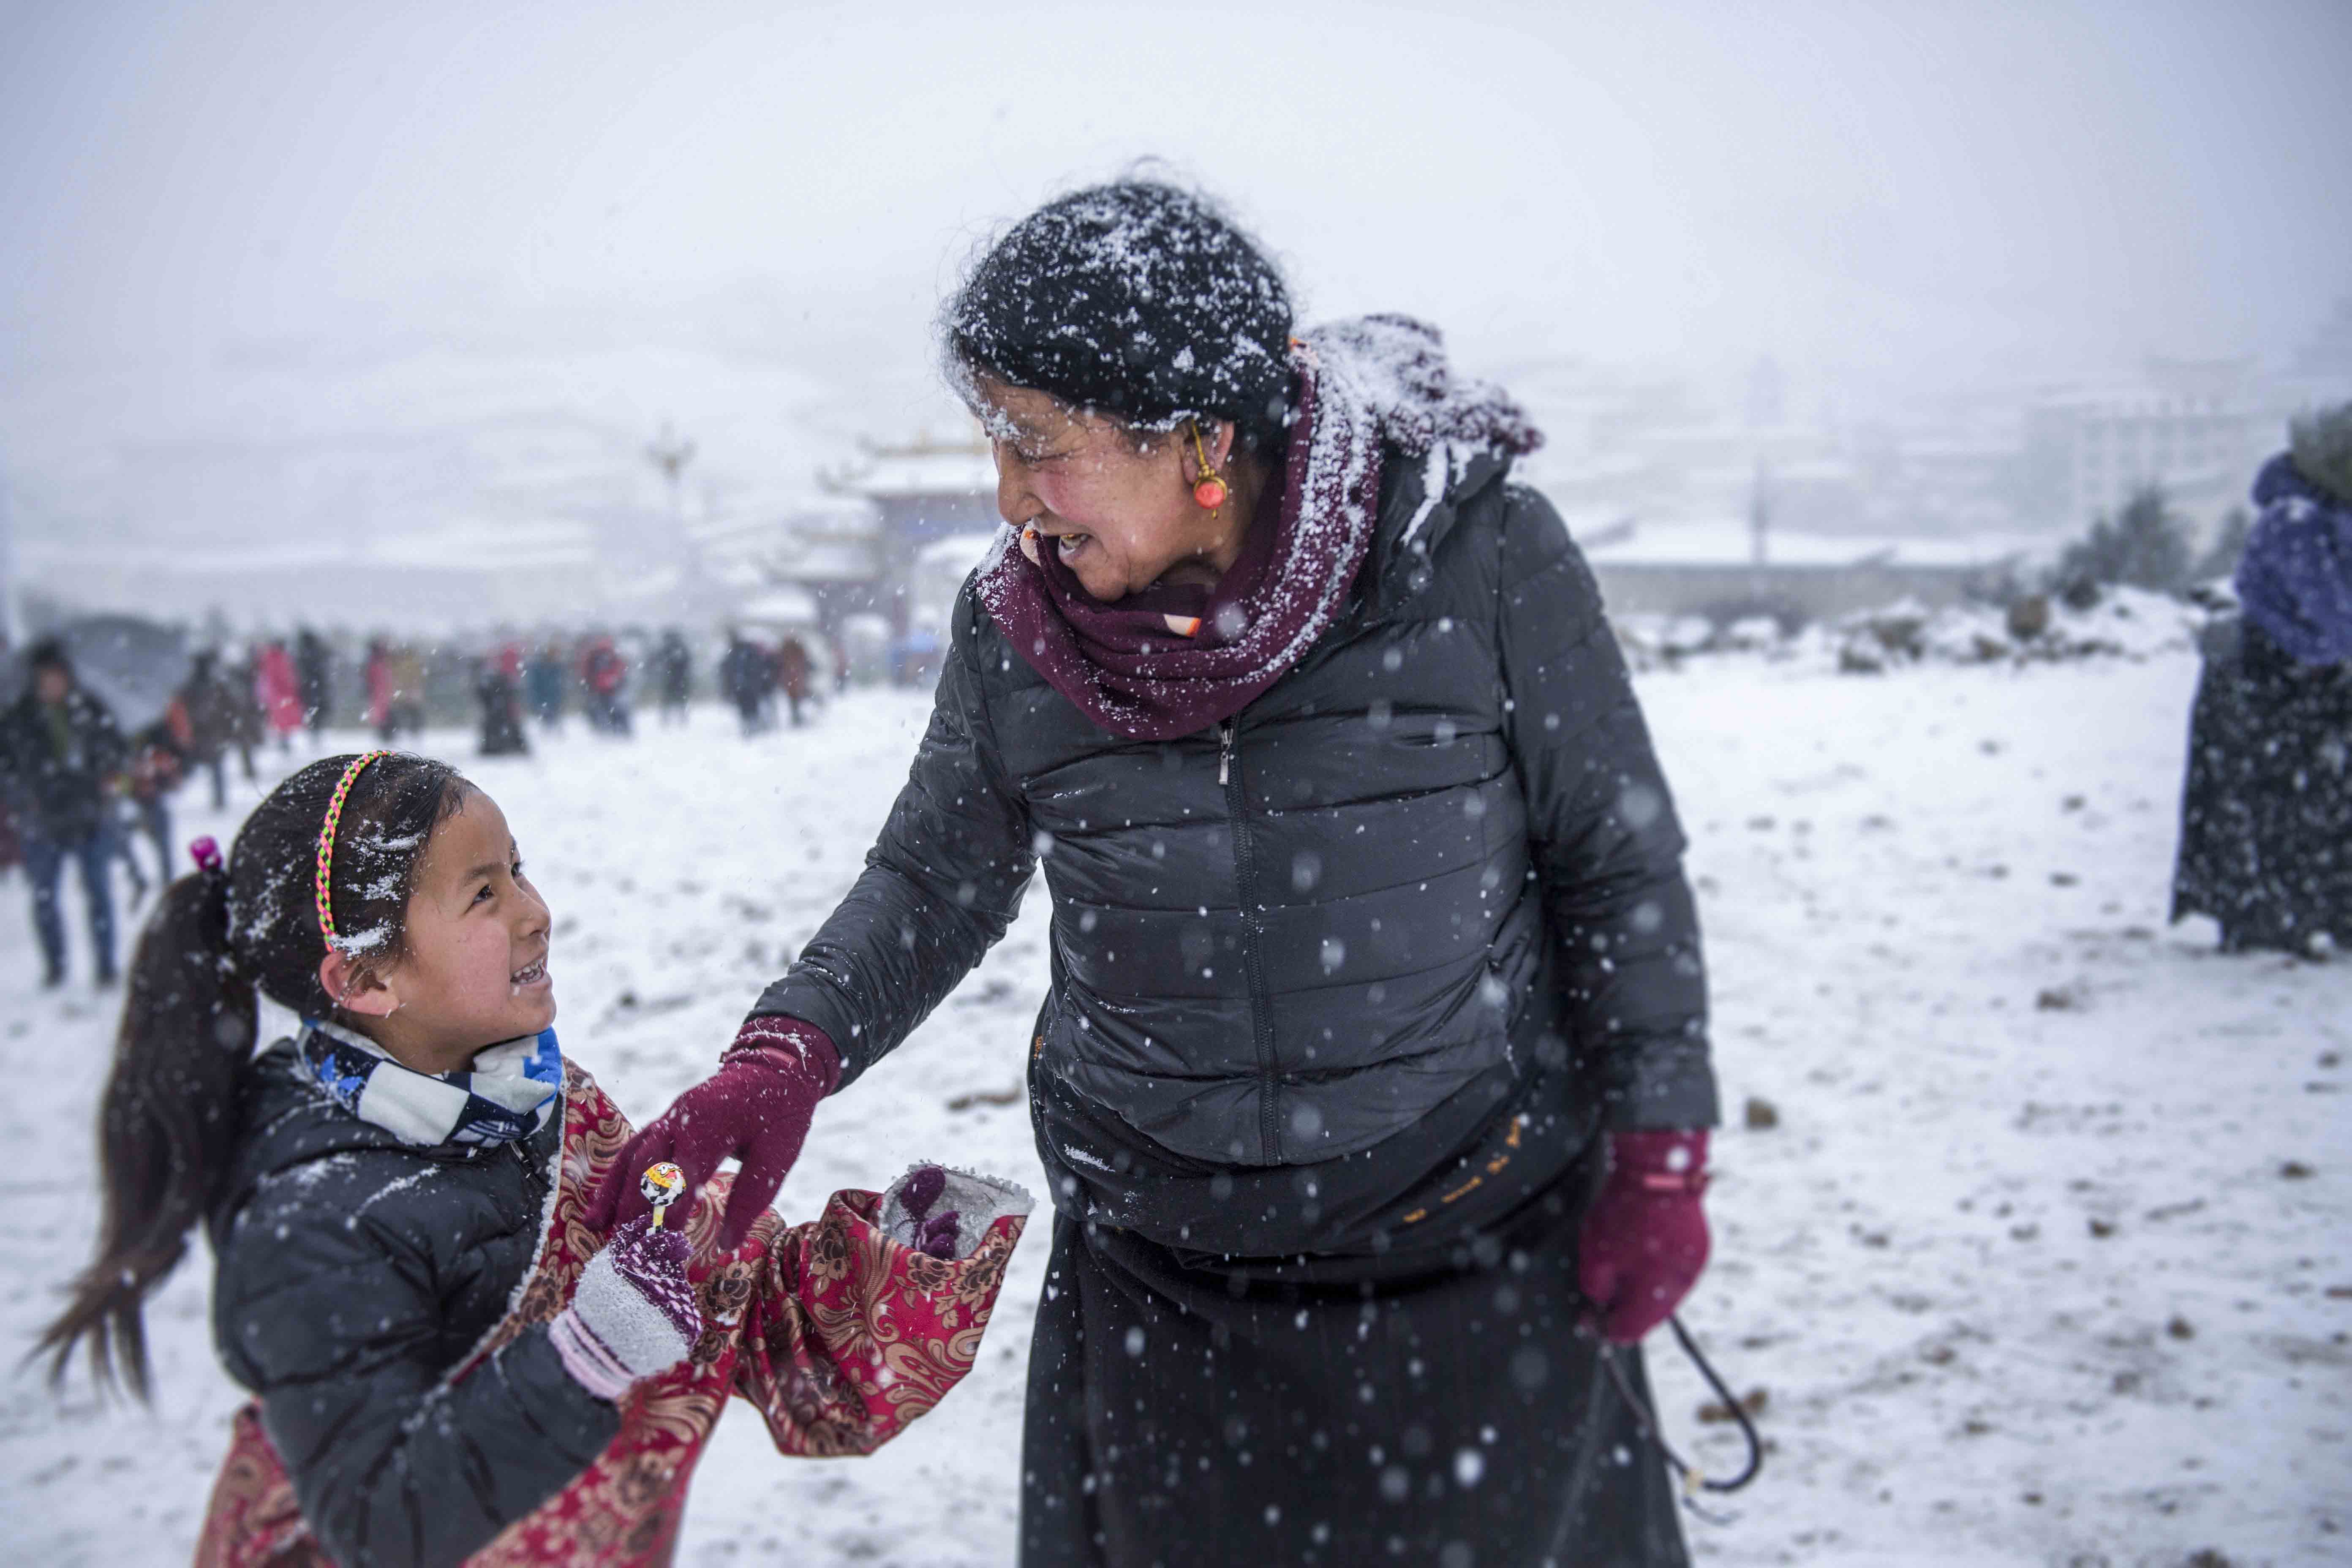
left=586, top=1019, right=841, bottom=1251
left=1576, top=1129, right=1711, bottom=1343
left=547, top=1216, right=703, bottom=1399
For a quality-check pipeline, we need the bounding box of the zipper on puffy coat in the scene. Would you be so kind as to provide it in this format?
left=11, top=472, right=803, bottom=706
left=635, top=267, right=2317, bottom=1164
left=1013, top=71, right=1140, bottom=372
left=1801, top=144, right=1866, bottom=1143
left=1221, top=720, right=1282, bottom=1163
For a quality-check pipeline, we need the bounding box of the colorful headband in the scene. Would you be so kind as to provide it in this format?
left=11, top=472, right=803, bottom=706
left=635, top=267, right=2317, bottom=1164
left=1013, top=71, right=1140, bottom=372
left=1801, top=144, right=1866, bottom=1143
left=316, top=751, right=392, bottom=947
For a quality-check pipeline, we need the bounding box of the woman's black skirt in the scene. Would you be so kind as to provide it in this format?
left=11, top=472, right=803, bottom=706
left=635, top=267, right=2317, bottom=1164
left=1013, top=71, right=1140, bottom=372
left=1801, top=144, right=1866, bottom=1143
left=1017, top=1192, right=1690, bottom=1568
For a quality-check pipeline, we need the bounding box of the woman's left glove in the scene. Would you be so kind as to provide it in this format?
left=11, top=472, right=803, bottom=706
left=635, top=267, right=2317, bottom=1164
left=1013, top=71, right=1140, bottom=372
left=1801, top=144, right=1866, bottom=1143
left=1577, top=1129, right=1711, bottom=1343
left=587, top=1018, right=841, bottom=1250
left=547, top=1216, right=704, bottom=1400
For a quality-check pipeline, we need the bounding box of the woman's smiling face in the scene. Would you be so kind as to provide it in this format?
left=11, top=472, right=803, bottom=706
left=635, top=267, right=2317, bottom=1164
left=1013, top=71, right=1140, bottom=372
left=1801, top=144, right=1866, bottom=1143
left=978, top=379, right=1247, bottom=603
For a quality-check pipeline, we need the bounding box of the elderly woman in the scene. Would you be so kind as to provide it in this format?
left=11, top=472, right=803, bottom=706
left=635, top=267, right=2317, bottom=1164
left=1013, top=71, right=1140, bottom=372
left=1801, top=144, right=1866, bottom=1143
left=2173, top=403, right=2352, bottom=953
left=597, top=182, right=1718, bottom=1565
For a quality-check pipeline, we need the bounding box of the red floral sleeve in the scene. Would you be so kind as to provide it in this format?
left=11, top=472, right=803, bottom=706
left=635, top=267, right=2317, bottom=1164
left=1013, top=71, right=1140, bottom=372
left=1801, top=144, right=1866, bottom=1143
left=719, top=1187, right=1026, bottom=1457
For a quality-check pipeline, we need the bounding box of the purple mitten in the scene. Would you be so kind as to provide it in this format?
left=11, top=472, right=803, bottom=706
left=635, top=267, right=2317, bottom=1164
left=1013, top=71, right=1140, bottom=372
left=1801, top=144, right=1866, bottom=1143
left=898, top=1165, right=946, bottom=1221
left=608, top=1220, right=701, bottom=1339
left=894, top=1165, right=964, bottom=1258
left=917, top=1212, right=962, bottom=1259
left=879, top=1163, right=1033, bottom=1261
left=548, top=1216, right=703, bottom=1400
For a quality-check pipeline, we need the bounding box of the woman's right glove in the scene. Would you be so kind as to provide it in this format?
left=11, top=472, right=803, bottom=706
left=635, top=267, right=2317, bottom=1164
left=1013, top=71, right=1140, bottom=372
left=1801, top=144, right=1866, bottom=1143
left=586, top=1018, right=841, bottom=1250
left=547, top=1216, right=704, bottom=1401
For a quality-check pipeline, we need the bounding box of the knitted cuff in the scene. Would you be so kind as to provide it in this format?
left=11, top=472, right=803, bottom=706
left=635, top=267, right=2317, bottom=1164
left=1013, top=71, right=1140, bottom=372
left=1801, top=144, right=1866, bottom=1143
left=548, top=1307, right=637, bottom=1402
left=550, top=1247, right=694, bottom=1401
left=1607, top=1128, right=1711, bottom=1192
left=726, top=1016, right=843, bottom=1092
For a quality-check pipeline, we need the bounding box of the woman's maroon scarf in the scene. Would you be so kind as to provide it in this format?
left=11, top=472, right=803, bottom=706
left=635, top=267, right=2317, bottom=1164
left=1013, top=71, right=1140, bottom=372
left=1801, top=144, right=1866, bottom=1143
left=975, top=317, right=1539, bottom=742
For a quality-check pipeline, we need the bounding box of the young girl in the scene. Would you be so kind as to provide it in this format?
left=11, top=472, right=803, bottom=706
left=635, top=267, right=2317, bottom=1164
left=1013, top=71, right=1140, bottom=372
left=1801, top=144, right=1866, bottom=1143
left=38, top=751, right=1029, bottom=1568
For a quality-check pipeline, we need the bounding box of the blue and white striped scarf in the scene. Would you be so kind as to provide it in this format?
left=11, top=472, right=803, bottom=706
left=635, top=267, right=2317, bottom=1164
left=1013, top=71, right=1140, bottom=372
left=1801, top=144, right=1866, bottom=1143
left=299, top=1019, right=563, bottom=1148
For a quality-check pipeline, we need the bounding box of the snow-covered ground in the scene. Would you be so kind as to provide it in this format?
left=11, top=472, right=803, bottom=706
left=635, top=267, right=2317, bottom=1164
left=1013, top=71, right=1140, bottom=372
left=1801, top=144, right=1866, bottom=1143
left=3, top=651, right=2346, bottom=1566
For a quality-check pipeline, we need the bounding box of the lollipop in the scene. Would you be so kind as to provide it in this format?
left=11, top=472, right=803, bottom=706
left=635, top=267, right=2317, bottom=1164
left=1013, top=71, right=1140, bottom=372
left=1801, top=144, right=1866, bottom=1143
left=640, top=1161, right=686, bottom=1228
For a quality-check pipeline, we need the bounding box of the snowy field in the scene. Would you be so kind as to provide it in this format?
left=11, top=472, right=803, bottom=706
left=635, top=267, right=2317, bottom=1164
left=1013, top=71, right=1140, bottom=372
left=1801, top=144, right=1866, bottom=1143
left=2, top=649, right=2345, bottom=1567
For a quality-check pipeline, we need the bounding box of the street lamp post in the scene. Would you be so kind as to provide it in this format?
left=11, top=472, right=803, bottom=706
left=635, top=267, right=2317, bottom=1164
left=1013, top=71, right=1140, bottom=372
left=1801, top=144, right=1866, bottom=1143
left=1748, top=457, right=1772, bottom=566
left=645, top=422, right=710, bottom=619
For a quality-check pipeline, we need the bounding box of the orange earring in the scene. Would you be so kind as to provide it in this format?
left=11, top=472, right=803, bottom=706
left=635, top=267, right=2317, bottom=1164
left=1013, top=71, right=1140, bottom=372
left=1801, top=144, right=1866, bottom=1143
left=1189, top=424, right=1229, bottom=512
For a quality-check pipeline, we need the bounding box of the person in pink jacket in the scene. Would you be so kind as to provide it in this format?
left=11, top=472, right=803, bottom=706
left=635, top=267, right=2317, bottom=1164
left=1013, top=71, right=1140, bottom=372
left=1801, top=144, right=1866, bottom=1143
left=253, top=640, right=303, bottom=748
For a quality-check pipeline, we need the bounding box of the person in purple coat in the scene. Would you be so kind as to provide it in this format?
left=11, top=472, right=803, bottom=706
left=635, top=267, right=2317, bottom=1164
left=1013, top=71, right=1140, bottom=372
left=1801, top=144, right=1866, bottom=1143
left=2173, top=403, right=2352, bottom=953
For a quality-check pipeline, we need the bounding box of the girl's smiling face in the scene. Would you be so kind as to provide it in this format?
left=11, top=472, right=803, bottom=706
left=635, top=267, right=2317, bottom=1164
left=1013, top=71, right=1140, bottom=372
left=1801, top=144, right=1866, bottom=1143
left=324, top=788, right=554, bottom=1075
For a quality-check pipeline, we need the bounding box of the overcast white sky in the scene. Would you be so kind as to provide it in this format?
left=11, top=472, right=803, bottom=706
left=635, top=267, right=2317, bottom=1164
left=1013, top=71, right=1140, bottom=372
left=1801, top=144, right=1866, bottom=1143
left=2, top=0, right=2349, bottom=557
left=11, top=0, right=2352, bottom=374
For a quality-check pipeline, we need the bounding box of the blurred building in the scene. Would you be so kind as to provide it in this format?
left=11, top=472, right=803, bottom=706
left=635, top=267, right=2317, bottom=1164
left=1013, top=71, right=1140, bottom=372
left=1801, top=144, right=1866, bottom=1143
left=2019, top=358, right=2271, bottom=533
left=1512, top=355, right=2041, bottom=621
left=745, top=495, right=886, bottom=630
left=825, top=432, right=995, bottom=551
left=1570, top=514, right=2032, bottom=626
left=751, top=432, right=1000, bottom=679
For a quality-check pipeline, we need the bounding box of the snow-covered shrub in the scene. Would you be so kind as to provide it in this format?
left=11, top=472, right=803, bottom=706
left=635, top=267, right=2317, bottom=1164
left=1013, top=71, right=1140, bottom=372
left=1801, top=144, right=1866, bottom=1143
left=1829, top=585, right=2203, bottom=673
left=1614, top=614, right=1721, bottom=671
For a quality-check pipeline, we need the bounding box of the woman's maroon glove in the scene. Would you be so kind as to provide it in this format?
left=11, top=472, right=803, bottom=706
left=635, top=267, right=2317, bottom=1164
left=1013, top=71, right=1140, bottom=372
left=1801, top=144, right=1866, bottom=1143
left=587, top=1018, right=841, bottom=1251
left=1577, top=1129, right=1711, bottom=1344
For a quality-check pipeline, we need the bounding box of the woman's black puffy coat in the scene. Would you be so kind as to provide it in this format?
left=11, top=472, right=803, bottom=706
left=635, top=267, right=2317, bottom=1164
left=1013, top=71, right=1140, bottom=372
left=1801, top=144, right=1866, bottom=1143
left=759, top=446, right=1715, bottom=1252
left=207, top=1041, right=616, bottom=1568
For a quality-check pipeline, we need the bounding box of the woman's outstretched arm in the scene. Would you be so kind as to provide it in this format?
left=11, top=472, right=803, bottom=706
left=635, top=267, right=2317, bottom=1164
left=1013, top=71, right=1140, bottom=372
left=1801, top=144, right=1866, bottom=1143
left=749, top=586, right=1037, bottom=1086
left=593, top=582, right=1035, bottom=1239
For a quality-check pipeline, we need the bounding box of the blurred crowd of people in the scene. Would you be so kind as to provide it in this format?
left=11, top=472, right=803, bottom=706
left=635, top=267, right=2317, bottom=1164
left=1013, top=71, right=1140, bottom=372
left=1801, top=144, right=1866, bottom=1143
left=249, top=626, right=838, bottom=753
left=0, top=622, right=842, bottom=988
left=719, top=631, right=817, bottom=734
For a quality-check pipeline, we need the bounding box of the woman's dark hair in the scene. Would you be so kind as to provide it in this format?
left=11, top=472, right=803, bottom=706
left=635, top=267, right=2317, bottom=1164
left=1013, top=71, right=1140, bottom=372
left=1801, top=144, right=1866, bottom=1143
left=943, top=178, right=1296, bottom=456
left=35, top=751, right=468, bottom=1398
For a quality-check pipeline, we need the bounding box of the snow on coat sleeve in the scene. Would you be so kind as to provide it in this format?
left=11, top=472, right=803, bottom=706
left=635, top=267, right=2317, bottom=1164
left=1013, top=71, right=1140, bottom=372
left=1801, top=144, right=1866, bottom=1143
left=1495, top=485, right=1719, bottom=1130
left=212, top=1173, right=619, bottom=1568
left=752, top=582, right=1036, bottom=1086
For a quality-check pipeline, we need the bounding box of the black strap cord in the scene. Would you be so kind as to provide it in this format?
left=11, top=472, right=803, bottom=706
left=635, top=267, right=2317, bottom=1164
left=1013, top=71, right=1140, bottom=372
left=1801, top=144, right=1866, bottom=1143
left=1593, top=1314, right=1764, bottom=1522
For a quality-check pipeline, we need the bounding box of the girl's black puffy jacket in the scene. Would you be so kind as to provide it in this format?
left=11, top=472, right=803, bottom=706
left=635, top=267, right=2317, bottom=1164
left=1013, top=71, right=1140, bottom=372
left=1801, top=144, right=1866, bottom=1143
left=757, top=446, right=1717, bottom=1258
left=207, top=1041, right=616, bottom=1568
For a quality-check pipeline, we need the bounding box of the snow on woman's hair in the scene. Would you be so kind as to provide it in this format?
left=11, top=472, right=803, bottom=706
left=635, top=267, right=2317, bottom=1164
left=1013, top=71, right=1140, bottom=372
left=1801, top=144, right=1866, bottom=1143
left=943, top=177, right=1297, bottom=455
